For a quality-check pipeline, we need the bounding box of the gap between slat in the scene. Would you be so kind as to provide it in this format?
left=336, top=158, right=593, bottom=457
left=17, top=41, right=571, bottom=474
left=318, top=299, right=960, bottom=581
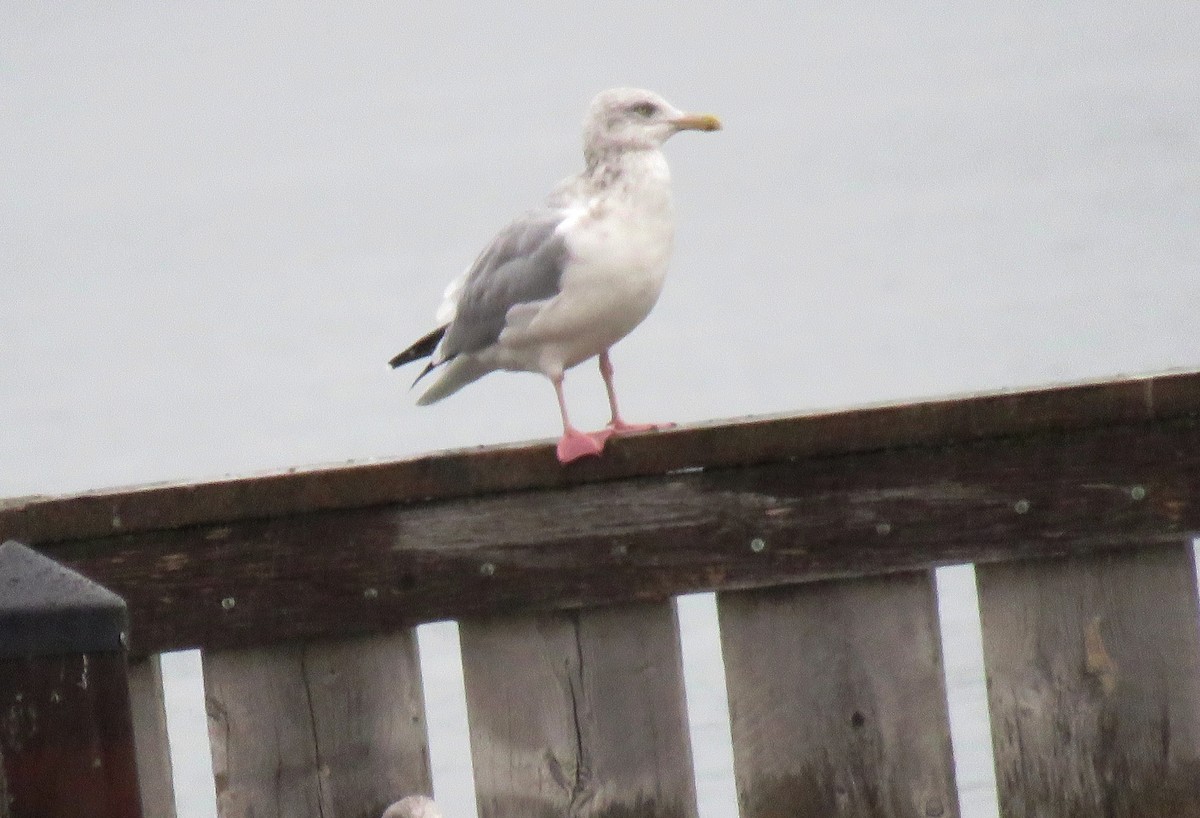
left=676, top=593, right=740, bottom=818
left=418, top=621, right=479, bottom=818
left=160, top=649, right=218, bottom=818
left=934, top=565, right=1000, bottom=818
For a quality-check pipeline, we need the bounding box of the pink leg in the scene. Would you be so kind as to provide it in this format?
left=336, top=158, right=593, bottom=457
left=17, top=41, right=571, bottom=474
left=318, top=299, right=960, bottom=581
left=552, top=374, right=606, bottom=463
left=598, top=351, right=675, bottom=435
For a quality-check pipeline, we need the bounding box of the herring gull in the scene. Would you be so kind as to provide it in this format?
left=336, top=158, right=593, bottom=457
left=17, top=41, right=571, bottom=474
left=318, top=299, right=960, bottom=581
left=389, top=88, right=720, bottom=463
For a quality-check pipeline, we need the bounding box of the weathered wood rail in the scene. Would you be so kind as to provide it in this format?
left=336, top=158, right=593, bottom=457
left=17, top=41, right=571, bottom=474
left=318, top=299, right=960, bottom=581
left=3, top=370, right=1200, bottom=818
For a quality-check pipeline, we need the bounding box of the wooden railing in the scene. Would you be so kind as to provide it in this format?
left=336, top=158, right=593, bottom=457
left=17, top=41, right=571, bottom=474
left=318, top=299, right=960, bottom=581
left=3, top=370, right=1200, bottom=818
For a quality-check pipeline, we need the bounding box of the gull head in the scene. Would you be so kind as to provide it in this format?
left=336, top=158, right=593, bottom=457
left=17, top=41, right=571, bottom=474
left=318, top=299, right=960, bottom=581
left=381, top=795, right=442, bottom=818
left=582, top=87, right=720, bottom=165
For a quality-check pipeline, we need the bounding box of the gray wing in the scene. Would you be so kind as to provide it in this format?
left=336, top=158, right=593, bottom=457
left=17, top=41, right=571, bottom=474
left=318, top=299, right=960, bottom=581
left=438, top=208, right=569, bottom=360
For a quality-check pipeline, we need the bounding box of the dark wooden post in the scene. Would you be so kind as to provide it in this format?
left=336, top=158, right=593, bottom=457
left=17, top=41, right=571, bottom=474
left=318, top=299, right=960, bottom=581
left=0, top=540, right=144, bottom=818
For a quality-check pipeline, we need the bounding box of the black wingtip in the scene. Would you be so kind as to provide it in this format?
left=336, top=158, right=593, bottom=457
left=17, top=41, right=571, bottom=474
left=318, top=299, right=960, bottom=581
left=389, top=324, right=448, bottom=369
left=411, top=361, right=437, bottom=387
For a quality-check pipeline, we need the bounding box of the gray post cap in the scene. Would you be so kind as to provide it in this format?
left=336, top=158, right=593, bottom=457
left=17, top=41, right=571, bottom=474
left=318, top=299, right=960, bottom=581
left=0, top=540, right=129, bottom=656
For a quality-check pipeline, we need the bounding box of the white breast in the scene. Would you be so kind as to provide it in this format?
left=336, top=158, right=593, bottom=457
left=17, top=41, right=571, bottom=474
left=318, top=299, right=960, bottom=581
left=493, top=151, right=678, bottom=375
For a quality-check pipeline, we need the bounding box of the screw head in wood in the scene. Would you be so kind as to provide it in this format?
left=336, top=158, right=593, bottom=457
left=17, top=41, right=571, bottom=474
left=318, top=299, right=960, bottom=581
left=875, top=522, right=892, bottom=536
left=750, top=537, right=766, bottom=553
left=1130, top=485, right=1146, bottom=501
left=1014, top=499, right=1031, bottom=514
left=363, top=587, right=379, bottom=599
left=220, top=596, right=236, bottom=611
left=479, top=562, right=496, bottom=576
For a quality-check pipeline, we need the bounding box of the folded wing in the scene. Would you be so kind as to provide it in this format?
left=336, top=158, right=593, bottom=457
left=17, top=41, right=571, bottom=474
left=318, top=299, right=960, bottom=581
left=389, top=208, right=571, bottom=402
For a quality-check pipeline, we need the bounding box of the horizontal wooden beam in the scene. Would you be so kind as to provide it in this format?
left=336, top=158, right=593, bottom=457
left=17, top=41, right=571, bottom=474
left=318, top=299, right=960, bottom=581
left=2, top=370, right=1197, bottom=546
left=21, top=410, right=1200, bottom=656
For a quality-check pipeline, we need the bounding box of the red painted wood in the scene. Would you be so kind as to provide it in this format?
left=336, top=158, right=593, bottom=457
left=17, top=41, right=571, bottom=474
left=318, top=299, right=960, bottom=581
left=0, top=652, right=143, bottom=818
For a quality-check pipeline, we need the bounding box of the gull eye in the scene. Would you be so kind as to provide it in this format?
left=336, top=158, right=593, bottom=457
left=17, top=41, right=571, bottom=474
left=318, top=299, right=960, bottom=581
left=628, top=101, right=658, bottom=118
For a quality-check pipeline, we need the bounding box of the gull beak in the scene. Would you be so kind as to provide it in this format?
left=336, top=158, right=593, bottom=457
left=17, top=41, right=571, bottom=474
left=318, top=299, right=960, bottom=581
left=671, top=113, right=722, bottom=132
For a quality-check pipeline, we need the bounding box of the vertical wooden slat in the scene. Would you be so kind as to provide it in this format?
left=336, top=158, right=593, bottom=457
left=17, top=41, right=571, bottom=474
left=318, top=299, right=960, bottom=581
left=717, top=571, right=960, bottom=818
left=128, top=653, right=178, bottom=817
left=303, top=634, right=433, bottom=809
left=976, top=546, right=1200, bottom=817
left=459, top=600, right=699, bottom=818
left=0, top=652, right=145, bottom=818
left=204, top=631, right=432, bottom=818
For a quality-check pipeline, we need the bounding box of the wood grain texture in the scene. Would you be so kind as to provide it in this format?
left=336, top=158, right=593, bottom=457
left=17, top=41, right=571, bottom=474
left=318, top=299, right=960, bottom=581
left=0, top=652, right=143, bottom=818
left=204, top=631, right=431, bottom=818
left=976, top=546, right=1200, bottom=817
left=127, top=654, right=178, bottom=818
left=459, top=602, right=698, bottom=818
left=3, top=370, right=1197, bottom=546
left=25, top=417, right=1200, bottom=656
left=717, top=571, right=959, bottom=818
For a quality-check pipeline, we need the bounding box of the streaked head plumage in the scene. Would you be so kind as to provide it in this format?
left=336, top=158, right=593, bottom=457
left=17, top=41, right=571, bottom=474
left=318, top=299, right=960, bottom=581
left=582, top=87, right=720, bottom=164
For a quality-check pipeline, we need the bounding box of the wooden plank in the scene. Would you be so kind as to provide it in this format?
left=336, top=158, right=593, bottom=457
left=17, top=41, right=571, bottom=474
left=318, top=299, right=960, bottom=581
left=302, top=633, right=433, bottom=810
left=717, top=571, right=959, bottom=818
left=204, top=644, right=321, bottom=817
left=3, top=370, right=1198, bottom=546
left=24, top=417, right=1200, bottom=656
left=127, top=654, right=178, bottom=818
left=204, top=631, right=431, bottom=818
left=976, top=546, right=1200, bottom=817
left=459, top=601, right=698, bottom=818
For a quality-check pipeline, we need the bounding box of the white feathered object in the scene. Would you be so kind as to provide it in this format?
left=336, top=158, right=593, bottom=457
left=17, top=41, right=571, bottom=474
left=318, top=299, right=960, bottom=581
left=381, top=794, right=442, bottom=818
left=389, top=88, right=720, bottom=463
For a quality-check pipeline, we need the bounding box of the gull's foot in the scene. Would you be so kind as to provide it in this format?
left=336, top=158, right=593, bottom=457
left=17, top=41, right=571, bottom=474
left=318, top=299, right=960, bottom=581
left=588, top=427, right=616, bottom=448
left=557, top=428, right=607, bottom=464
left=607, top=419, right=677, bottom=435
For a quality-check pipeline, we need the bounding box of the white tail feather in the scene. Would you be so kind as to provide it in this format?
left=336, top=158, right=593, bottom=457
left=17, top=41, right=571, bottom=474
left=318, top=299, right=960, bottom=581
left=415, top=357, right=492, bottom=405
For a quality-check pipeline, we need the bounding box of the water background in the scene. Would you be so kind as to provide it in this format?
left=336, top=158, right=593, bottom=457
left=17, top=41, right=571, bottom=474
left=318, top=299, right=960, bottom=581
left=4, top=4, right=1199, bottom=816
